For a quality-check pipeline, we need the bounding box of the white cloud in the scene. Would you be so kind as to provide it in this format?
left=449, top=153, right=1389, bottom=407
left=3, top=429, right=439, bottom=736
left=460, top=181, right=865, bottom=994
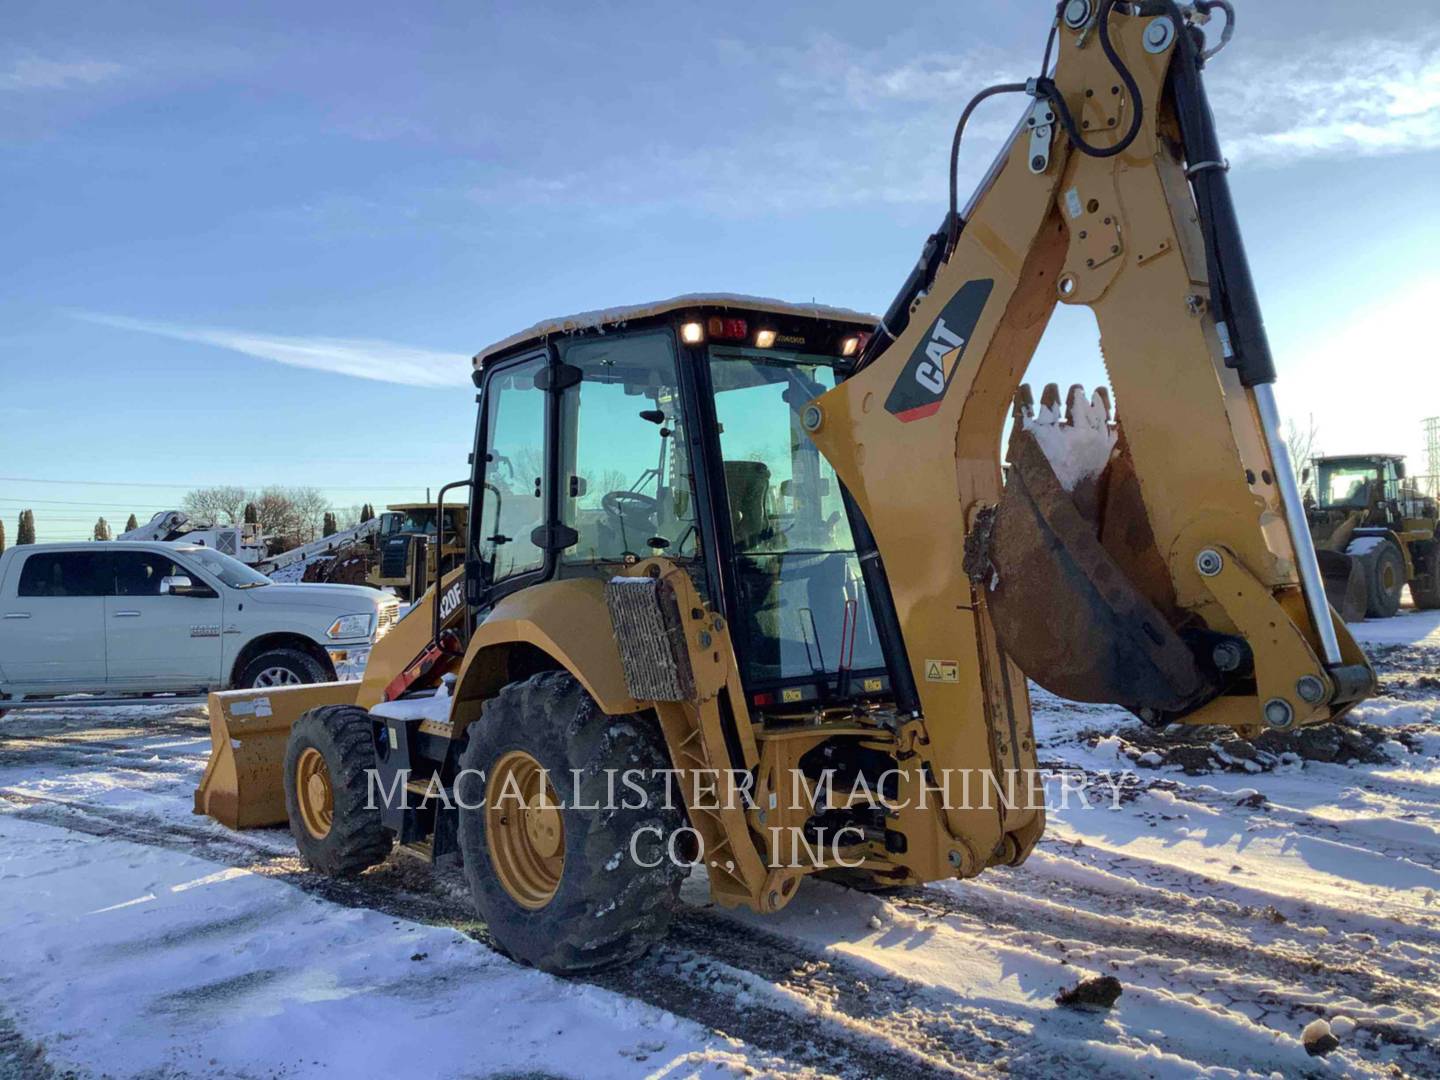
left=1213, top=30, right=1440, bottom=164
left=76, top=313, right=468, bottom=388
left=0, top=56, right=126, bottom=92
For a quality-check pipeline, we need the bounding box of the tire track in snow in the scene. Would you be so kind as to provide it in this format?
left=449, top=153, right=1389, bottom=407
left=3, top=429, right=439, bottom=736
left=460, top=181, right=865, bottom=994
left=894, top=876, right=1440, bottom=1071
left=0, top=791, right=978, bottom=1080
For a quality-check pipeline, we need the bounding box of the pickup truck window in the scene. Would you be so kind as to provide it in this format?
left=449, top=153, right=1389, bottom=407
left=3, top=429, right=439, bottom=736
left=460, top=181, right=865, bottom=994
left=17, top=552, right=109, bottom=597
left=179, top=547, right=271, bottom=589
left=113, top=551, right=218, bottom=597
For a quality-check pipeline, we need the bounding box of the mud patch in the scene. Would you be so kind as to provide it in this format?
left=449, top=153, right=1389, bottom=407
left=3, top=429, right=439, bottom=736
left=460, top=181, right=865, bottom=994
left=148, top=968, right=287, bottom=1020
left=1083, top=720, right=1422, bottom=776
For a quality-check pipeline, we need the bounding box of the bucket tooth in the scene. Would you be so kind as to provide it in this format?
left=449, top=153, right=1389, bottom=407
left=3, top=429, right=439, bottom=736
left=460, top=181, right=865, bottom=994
left=1012, top=383, right=1036, bottom=422
left=1065, top=384, right=1112, bottom=429
left=1038, top=382, right=1062, bottom=417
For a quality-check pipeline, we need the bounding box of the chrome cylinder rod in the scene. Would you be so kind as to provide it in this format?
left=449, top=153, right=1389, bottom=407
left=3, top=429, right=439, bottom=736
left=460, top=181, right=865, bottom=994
left=1253, top=382, right=1343, bottom=666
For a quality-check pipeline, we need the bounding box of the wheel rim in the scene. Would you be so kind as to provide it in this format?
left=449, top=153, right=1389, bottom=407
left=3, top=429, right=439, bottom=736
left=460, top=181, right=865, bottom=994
left=295, top=746, right=334, bottom=839
left=255, top=666, right=302, bottom=687
left=1382, top=563, right=1398, bottom=594
left=486, top=750, right=564, bottom=909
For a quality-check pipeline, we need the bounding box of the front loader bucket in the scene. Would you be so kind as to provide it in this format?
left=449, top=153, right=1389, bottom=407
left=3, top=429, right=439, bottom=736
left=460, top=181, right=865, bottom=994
left=1317, top=550, right=1368, bottom=624
left=974, top=386, right=1214, bottom=719
left=194, top=682, right=361, bottom=829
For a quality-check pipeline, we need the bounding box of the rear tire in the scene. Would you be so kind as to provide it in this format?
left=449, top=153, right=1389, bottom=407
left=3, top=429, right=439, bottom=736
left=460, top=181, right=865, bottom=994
left=283, top=704, right=393, bottom=876
left=239, top=647, right=329, bottom=690
left=456, top=671, right=685, bottom=973
left=1413, top=546, right=1440, bottom=610
left=1361, top=541, right=1406, bottom=618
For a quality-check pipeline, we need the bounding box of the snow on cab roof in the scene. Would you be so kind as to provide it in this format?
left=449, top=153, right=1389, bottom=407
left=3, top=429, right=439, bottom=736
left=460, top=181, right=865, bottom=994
left=474, top=293, right=878, bottom=368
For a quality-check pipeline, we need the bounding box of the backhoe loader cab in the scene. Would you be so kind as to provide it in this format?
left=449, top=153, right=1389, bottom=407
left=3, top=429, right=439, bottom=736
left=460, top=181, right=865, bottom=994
left=468, top=298, right=891, bottom=709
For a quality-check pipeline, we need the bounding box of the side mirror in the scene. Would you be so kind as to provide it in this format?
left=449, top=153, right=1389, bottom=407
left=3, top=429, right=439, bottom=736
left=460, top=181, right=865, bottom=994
left=159, top=575, right=195, bottom=596
left=1301, top=466, right=1311, bottom=483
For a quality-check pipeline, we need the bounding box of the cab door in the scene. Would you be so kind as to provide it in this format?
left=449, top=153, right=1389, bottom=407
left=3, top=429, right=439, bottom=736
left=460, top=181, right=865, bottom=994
left=472, top=353, right=552, bottom=598
left=1, top=550, right=108, bottom=688
left=104, top=550, right=224, bottom=689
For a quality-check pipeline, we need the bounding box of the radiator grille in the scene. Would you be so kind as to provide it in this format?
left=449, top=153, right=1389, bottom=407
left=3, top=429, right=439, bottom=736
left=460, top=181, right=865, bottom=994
left=604, top=576, right=694, bottom=702
left=379, top=536, right=411, bottom=578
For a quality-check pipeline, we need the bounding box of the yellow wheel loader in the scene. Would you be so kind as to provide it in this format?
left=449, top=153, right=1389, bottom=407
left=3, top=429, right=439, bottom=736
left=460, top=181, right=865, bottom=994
left=195, top=0, right=1375, bottom=973
left=365, top=502, right=468, bottom=602
left=1305, top=454, right=1440, bottom=619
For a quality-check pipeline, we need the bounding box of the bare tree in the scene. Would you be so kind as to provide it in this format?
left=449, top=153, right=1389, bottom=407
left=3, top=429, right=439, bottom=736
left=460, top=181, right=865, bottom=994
left=125, top=513, right=139, bottom=532
left=1284, top=413, right=1320, bottom=495
left=0, top=519, right=6, bottom=554
left=93, top=517, right=112, bottom=541
left=182, top=485, right=249, bottom=525
left=252, top=488, right=302, bottom=546
left=17, top=510, right=35, bottom=545
left=290, top=487, right=332, bottom=542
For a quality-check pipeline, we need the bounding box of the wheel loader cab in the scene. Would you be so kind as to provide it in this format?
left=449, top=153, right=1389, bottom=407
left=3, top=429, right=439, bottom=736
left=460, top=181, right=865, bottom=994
left=466, top=302, right=894, bottom=712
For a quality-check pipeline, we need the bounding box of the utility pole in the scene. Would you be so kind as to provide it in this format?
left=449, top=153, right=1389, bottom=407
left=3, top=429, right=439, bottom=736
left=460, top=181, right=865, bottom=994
left=1426, top=417, right=1439, bottom=498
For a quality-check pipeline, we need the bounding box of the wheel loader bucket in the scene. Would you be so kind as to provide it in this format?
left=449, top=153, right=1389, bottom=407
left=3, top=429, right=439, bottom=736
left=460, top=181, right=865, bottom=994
left=194, top=682, right=361, bottom=829
left=974, top=386, right=1214, bottom=719
left=1316, top=550, right=1368, bottom=624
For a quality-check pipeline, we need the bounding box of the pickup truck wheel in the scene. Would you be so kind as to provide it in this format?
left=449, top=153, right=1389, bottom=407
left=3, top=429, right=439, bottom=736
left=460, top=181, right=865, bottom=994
left=283, top=704, right=393, bottom=876
left=454, top=671, right=686, bottom=973
left=239, top=647, right=328, bottom=690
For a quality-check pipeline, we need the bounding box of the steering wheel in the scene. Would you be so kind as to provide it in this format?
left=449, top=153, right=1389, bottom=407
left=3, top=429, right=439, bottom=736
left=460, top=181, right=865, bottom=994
left=601, top=490, right=658, bottom=520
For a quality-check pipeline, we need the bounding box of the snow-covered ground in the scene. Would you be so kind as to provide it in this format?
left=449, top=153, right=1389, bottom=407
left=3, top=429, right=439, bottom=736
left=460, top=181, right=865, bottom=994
left=1, top=611, right=1437, bottom=1078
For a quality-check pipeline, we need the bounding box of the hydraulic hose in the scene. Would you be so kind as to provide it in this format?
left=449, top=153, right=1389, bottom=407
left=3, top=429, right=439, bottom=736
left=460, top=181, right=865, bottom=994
left=946, top=83, right=1029, bottom=257
left=1035, top=0, right=1144, bottom=160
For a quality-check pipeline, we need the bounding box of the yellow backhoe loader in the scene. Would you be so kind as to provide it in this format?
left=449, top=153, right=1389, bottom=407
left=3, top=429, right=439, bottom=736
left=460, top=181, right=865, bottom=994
left=195, top=0, right=1375, bottom=973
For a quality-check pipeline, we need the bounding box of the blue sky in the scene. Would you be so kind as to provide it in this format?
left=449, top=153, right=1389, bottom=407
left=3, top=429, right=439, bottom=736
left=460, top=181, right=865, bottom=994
left=2, top=0, right=1437, bottom=541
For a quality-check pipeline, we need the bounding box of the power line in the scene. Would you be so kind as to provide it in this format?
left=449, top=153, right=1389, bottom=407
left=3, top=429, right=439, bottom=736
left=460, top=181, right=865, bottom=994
left=0, top=476, right=424, bottom=491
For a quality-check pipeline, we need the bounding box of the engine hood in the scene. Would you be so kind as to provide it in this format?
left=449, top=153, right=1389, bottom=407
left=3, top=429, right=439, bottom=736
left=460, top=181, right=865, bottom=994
left=241, top=582, right=389, bottom=611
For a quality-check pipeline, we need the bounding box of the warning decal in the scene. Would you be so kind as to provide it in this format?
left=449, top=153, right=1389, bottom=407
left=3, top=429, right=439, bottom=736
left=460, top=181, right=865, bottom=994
left=924, top=660, right=960, bottom=683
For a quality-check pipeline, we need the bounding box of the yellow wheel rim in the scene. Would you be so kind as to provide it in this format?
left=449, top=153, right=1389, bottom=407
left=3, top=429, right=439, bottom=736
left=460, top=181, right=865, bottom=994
left=486, top=750, right=564, bottom=909
left=1382, top=563, right=1398, bottom=592
left=295, top=746, right=335, bottom=840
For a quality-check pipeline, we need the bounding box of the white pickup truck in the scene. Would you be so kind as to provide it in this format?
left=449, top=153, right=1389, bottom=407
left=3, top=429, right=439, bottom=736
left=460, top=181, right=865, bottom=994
left=0, top=541, right=399, bottom=711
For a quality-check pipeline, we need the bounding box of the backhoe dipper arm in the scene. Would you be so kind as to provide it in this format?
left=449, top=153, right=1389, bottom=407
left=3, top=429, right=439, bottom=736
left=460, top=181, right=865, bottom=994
left=805, top=0, right=1372, bottom=870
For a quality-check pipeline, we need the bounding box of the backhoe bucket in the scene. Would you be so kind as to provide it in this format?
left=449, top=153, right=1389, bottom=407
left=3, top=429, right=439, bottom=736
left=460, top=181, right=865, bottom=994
left=976, top=386, right=1213, bottom=719
left=194, top=682, right=360, bottom=829
left=1316, top=550, right=1368, bottom=624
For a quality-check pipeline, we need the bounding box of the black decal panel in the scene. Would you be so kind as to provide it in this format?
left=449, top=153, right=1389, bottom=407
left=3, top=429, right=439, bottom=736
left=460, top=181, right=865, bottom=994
left=883, top=279, right=994, bottom=422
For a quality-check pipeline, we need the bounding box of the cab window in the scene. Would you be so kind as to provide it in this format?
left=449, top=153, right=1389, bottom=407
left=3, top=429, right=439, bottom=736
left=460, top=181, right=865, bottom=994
left=476, top=357, right=548, bottom=583
left=557, top=331, right=699, bottom=568
left=112, top=551, right=218, bottom=597
left=17, top=552, right=109, bottom=597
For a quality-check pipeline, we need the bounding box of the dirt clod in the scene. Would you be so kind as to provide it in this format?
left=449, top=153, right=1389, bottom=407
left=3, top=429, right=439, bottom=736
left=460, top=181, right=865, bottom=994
left=1056, top=975, right=1123, bottom=1011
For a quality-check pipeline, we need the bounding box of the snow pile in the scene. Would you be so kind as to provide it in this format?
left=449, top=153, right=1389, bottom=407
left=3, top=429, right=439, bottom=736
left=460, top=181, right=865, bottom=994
left=0, top=816, right=773, bottom=1079
left=1019, top=385, right=1116, bottom=492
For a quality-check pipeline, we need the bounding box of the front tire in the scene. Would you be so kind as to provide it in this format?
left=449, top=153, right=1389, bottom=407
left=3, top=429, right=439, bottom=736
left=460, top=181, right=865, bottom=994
left=456, top=671, right=685, bottom=973
left=283, top=704, right=393, bottom=875
left=1361, top=541, right=1406, bottom=618
left=239, top=647, right=329, bottom=690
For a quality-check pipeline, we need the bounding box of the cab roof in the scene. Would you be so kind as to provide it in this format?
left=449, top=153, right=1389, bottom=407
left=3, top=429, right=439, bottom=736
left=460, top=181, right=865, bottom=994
left=474, top=293, right=878, bottom=370
left=1314, top=454, right=1406, bottom=464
